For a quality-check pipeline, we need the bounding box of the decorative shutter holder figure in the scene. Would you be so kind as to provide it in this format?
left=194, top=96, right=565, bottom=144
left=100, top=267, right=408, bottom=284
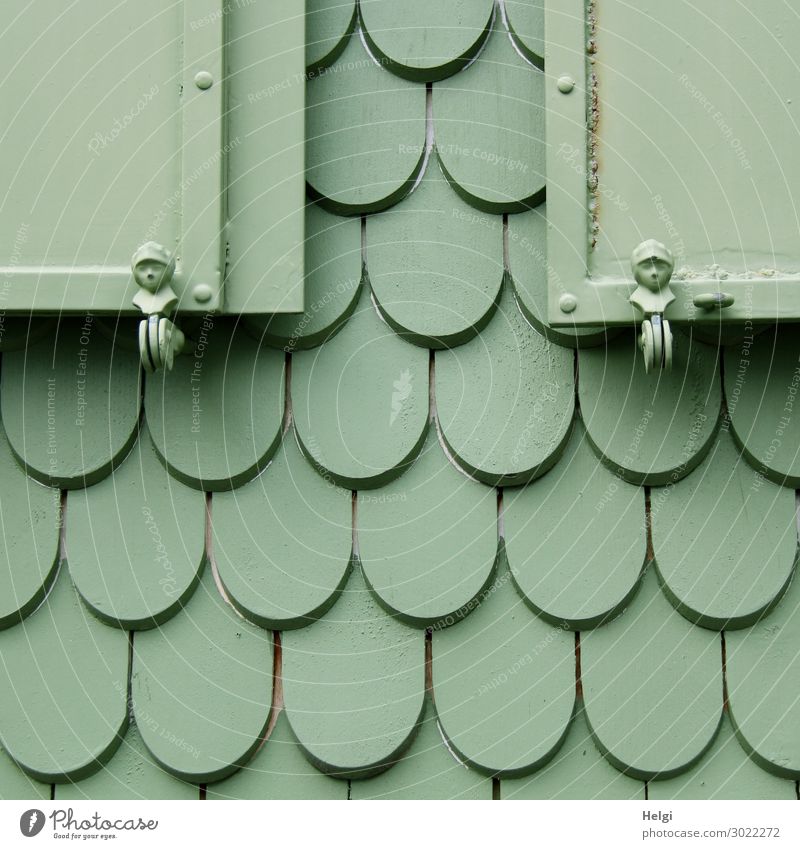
left=131, top=242, right=186, bottom=373
left=629, top=239, right=676, bottom=373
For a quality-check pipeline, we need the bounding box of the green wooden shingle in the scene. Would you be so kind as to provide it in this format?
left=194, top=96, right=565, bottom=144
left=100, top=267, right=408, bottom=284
left=433, top=551, right=575, bottom=777
left=581, top=568, right=723, bottom=780
left=306, top=34, right=426, bottom=214
left=68, top=431, right=206, bottom=629
left=213, top=432, right=352, bottom=630
left=131, top=567, right=273, bottom=783
left=652, top=426, right=796, bottom=629
left=726, top=570, right=800, bottom=779
left=505, top=420, right=646, bottom=629
left=0, top=423, right=60, bottom=629
left=725, top=327, right=800, bottom=487
left=0, top=567, right=129, bottom=783
left=282, top=564, right=425, bottom=778
left=207, top=711, right=347, bottom=800
left=56, top=723, right=198, bottom=801
left=2, top=319, right=140, bottom=489
left=368, top=164, right=503, bottom=348
left=433, top=19, right=545, bottom=212
left=360, top=0, right=494, bottom=82
left=359, top=428, right=498, bottom=627
left=306, top=0, right=357, bottom=73
left=502, top=705, right=643, bottom=800
left=648, top=713, right=796, bottom=800
left=146, top=321, right=284, bottom=491
left=436, top=280, right=574, bottom=485
left=580, top=331, right=721, bottom=485
left=292, top=285, right=430, bottom=489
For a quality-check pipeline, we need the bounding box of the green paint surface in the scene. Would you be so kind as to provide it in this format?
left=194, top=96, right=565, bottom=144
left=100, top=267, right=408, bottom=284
left=433, top=21, right=545, bottom=212
left=725, top=327, right=800, bottom=487
left=56, top=723, right=197, bottom=800
left=146, top=321, right=284, bottom=491
left=504, top=0, right=545, bottom=67
left=306, top=0, right=356, bottom=72
left=0, top=744, right=50, bottom=800
left=726, top=571, right=800, bottom=779
left=591, top=0, right=800, bottom=279
left=433, top=552, right=575, bottom=776
left=505, top=420, right=646, bottom=629
left=0, top=0, right=796, bottom=803
left=68, top=431, right=206, bottom=629
left=436, top=281, right=574, bottom=485
left=0, top=423, right=60, bottom=629
left=2, top=320, right=140, bottom=488
left=582, top=568, right=723, bottom=780
left=648, top=713, right=795, bottom=800
left=214, top=432, right=352, bottom=629
left=293, top=286, right=429, bottom=489
left=0, top=1, right=181, bottom=272
left=306, top=35, right=426, bottom=214
left=207, top=711, right=347, bottom=800
left=350, top=697, right=491, bottom=799
left=359, top=428, right=498, bottom=627
left=508, top=207, right=610, bottom=347
left=131, top=568, right=273, bottom=783
left=652, top=426, right=796, bottom=629
left=282, top=565, right=425, bottom=778
left=0, top=567, right=128, bottom=783
left=502, top=705, right=643, bottom=799
left=226, top=0, right=305, bottom=314
left=368, top=164, right=503, bottom=348
left=246, top=205, right=362, bottom=350
left=360, top=0, right=494, bottom=82
left=580, top=331, right=721, bottom=485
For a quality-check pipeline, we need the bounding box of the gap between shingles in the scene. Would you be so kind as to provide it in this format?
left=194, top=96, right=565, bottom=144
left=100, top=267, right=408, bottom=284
left=206, top=490, right=285, bottom=757
left=491, top=490, right=507, bottom=799
left=721, top=631, right=729, bottom=712
left=502, top=214, right=510, bottom=273
left=643, top=487, right=654, bottom=563
left=49, top=491, right=70, bottom=801
left=282, top=350, right=293, bottom=433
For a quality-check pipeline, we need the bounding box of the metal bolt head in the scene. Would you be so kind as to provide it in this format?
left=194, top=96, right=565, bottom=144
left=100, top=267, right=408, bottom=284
left=559, top=293, right=578, bottom=313
left=194, top=71, right=214, bottom=90
left=557, top=75, right=575, bottom=94
left=193, top=283, right=214, bottom=303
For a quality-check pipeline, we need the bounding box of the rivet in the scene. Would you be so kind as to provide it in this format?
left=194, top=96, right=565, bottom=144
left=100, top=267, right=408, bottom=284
left=559, top=293, right=578, bottom=313
left=557, top=75, right=575, bottom=94
left=193, top=283, right=214, bottom=303
left=194, top=71, right=214, bottom=90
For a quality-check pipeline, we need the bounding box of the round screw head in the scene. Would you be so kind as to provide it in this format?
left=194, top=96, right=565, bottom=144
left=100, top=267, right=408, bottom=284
left=559, top=293, right=578, bottom=313
left=557, top=75, right=575, bottom=94
left=193, top=283, right=214, bottom=303
left=194, top=71, right=214, bottom=90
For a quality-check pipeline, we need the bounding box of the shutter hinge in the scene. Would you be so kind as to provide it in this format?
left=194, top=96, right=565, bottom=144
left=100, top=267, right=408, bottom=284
left=131, top=242, right=186, bottom=373
left=629, top=239, right=675, bottom=373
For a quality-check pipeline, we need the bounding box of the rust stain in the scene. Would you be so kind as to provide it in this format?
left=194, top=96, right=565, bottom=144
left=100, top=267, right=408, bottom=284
left=587, top=0, right=600, bottom=250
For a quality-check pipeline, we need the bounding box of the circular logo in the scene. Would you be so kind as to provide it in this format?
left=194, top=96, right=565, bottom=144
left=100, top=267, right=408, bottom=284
left=19, top=809, right=45, bottom=837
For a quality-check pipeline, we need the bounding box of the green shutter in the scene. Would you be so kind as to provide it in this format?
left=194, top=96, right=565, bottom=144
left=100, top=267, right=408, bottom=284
left=0, top=0, right=304, bottom=316
left=546, top=0, right=800, bottom=328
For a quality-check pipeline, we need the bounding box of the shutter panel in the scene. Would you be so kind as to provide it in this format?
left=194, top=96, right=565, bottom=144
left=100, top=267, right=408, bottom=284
left=546, top=0, right=800, bottom=328
left=0, top=0, right=304, bottom=316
